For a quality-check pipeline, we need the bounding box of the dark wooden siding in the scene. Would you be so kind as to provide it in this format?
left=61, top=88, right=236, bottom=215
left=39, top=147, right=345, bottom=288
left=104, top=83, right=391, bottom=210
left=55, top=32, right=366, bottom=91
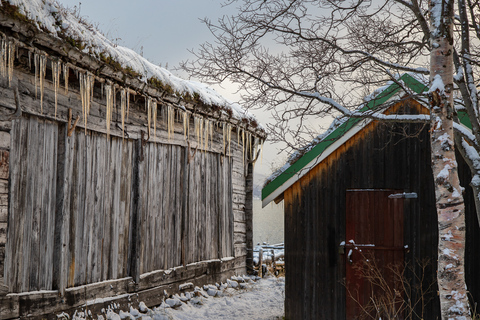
left=5, top=115, right=235, bottom=293
left=283, top=101, right=480, bottom=319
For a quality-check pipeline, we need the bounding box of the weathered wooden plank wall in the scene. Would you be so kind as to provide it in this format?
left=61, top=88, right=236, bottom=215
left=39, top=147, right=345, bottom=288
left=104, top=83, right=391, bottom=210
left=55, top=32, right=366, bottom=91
left=54, top=130, right=135, bottom=289
left=5, top=117, right=58, bottom=292
left=0, top=126, right=9, bottom=279
left=4, top=114, right=240, bottom=293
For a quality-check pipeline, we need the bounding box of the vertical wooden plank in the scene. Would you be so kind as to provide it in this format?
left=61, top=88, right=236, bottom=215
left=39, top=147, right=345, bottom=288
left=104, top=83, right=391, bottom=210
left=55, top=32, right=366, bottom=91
left=163, top=144, right=171, bottom=269
left=228, top=157, right=234, bottom=257
left=57, top=125, right=73, bottom=292
left=119, top=139, right=132, bottom=277
left=5, top=119, right=23, bottom=291
left=41, top=121, right=57, bottom=290
left=147, top=143, right=156, bottom=271
left=77, top=132, right=89, bottom=285
left=218, top=155, right=225, bottom=258
left=25, top=117, right=38, bottom=291
left=167, top=145, right=176, bottom=268
left=109, top=137, right=120, bottom=280
left=128, top=138, right=142, bottom=283
left=84, top=134, right=95, bottom=284
left=110, top=138, right=118, bottom=279
left=176, top=146, right=183, bottom=266
left=189, top=148, right=197, bottom=264
left=187, top=150, right=195, bottom=264
left=94, top=133, right=104, bottom=282
left=211, top=154, right=218, bottom=259
left=197, top=152, right=205, bottom=261
left=73, top=132, right=86, bottom=286
left=155, top=143, right=164, bottom=271
left=205, top=152, right=211, bottom=260
left=181, top=146, right=187, bottom=266
left=36, top=119, right=47, bottom=291
left=137, top=140, right=148, bottom=274
left=121, top=140, right=129, bottom=277
left=104, top=137, right=114, bottom=280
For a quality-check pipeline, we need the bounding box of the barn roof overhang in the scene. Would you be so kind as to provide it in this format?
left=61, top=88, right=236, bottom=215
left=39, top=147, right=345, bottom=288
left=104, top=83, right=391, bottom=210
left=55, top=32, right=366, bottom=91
left=0, top=0, right=267, bottom=140
left=261, top=73, right=471, bottom=207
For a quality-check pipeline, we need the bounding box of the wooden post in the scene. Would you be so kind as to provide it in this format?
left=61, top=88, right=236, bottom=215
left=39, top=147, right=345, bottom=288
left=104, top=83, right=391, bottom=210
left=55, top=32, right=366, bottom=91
left=128, top=138, right=142, bottom=284
left=258, top=248, right=263, bottom=278
left=272, top=249, right=276, bottom=274
left=53, top=123, right=67, bottom=295
left=245, top=162, right=254, bottom=274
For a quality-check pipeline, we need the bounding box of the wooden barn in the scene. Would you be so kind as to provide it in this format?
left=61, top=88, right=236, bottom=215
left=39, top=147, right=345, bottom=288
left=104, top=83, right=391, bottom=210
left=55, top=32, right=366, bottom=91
left=0, top=1, right=266, bottom=318
left=262, top=74, right=480, bottom=319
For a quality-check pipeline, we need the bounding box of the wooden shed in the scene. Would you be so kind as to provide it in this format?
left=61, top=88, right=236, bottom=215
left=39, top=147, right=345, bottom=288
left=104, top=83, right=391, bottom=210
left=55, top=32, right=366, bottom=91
left=262, top=74, right=480, bottom=319
left=0, top=1, right=266, bottom=318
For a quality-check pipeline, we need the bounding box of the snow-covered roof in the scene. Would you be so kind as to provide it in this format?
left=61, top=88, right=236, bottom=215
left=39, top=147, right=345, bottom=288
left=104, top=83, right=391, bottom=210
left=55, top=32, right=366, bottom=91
left=261, top=73, right=429, bottom=207
left=0, top=0, right=263, bottom=131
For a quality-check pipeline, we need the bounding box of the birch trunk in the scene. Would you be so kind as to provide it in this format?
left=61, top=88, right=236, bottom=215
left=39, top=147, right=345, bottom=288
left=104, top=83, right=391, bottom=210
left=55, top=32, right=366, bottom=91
left=429, top=0, right=471, bottom=318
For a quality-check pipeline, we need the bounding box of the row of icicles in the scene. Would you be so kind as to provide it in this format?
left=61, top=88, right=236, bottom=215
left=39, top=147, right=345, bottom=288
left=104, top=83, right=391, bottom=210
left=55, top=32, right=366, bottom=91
left=0, top=36, right=263, bottom=164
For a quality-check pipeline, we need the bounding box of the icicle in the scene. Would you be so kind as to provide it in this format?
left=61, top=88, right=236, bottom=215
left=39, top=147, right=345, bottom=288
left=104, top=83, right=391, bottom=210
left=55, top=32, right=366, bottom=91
left=167, top=105, right=174, bottom=140
left=227, top=123, right=232, bottom=158
left=222, top=123, right=226, bottom=153
left=194, top=116, right=198, bottom=146
left=200, top=118, right=204, bottom=151
left=34, top=52, right=38, bottom=99
left=38, top=55, right=47, bottom=113
left=194, top=116, right=202, bottom=148
left=0, top=39, right=7, bottom=80
left=105, top=83, right=114, bottom=139
left=248, top=132, right=252, bottom=161
left=80, top=72, right=95, bottom=134
left=63, top=63, right=69, bottom=94
left=182, top=111, right=188, bottom=141
left=242, top=128, right=245, bottom=167
left=204, top=119, right=208, bottom=150
left=126, top=90, right=131, bottom=121
left=153, top=100, right=157, bottom=138
left=210, top=121, right=214, bottom=147
left=52, top=60, right=61, bottom=118
left=7, top=41, right=14, bottom=87
left=28, top=50, right=32, bottom=70
left=147, top=97, right=152, bottom=138
left=121, top=88, right=126, bottom=139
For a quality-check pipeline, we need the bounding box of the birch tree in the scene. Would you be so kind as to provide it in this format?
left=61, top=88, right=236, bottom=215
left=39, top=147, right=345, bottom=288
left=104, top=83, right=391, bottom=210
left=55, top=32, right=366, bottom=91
left=183, top=0, right=480, bottom=318
left=429, top=0, right=470, bottom=318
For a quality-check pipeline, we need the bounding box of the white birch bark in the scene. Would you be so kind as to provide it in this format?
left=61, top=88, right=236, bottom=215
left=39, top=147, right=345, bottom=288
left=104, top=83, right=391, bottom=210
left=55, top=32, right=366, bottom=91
left=429, top=0, right=471, bottom=318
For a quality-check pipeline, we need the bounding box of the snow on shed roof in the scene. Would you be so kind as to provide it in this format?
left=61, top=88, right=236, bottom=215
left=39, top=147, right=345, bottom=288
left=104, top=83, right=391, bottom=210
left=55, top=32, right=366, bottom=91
left=1, top=0, right=261, bottom=128
left=261, top=73, right=430, bottom=207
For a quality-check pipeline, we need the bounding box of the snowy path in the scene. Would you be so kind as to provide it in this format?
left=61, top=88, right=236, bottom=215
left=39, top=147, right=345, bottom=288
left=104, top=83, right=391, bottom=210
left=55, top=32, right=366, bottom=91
left=92, top=276, right=285, bottom=320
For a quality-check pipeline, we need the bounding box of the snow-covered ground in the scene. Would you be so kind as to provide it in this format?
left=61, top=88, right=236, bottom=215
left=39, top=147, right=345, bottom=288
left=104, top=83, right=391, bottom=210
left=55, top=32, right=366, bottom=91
left=67, top=276, right=285, bottom=320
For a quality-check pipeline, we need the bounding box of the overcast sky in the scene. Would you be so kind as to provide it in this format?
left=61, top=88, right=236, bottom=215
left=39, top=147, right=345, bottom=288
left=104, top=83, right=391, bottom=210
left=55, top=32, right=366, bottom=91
left=56, top=0, right=287, bottom=182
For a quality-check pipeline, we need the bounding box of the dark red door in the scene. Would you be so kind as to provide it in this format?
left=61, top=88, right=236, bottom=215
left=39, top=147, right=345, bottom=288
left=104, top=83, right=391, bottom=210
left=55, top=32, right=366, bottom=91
left=345, top=190, right=405, bottom=320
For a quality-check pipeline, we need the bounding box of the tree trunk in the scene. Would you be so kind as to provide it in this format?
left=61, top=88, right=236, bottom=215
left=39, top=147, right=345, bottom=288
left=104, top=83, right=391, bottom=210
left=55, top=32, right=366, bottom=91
left=429, top=0, right=471, bottom=318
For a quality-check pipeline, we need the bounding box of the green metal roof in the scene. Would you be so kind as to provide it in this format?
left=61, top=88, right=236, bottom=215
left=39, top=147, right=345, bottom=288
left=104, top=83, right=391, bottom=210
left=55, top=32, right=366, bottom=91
left=261, top=74, right=429, bottom=203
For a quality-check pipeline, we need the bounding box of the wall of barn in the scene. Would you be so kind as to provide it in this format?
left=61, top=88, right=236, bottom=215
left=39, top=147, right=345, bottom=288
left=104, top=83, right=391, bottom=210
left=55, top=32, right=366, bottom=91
left=283, top=101, right=480, bottom=319
left=0, top=49, right=256, bottom=309
left=0, top=109, right=9, bottom=281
